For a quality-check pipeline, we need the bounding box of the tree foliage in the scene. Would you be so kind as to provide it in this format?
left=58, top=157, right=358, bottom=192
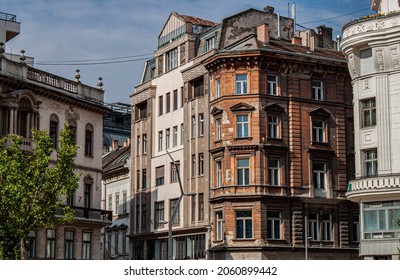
left=0, top=124, right=80, bottom=259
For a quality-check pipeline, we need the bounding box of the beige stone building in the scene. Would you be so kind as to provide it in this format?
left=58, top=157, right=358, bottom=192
left=0, top=12, right=111, bottom=259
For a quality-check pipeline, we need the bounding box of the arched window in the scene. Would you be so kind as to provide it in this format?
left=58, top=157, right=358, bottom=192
left=85, top=123, right=94, bottom=156
left=49, top=114, right=59, bottom=149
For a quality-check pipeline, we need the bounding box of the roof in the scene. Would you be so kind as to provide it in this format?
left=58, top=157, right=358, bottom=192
left=175, top=13, right=218, bottom=27
left=102, top=145, right=131, bottom=174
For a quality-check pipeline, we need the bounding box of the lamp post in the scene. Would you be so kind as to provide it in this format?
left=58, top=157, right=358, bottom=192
left=304, top=215, right=312, bottom=260
left=165, top=150, right=195, bottom=260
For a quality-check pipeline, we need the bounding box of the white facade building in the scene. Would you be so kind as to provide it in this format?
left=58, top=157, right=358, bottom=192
left=342, top=0, right=400, bottom=260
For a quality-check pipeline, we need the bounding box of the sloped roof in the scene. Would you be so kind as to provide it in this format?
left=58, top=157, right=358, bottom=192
left=102, top=145, right=131, bottom=174
left=176, top=13, right=218, bottom=27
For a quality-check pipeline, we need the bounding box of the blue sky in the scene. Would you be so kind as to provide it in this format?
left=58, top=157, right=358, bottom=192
left=3, top=0, right=373, bottom=103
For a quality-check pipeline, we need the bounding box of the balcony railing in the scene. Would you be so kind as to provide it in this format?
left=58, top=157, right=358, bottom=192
left=28, top=67, right=78, bottom=94
left=56, top=205, right=112, bottom=222
left=347, top=174, right=400, bottom=192
left=0, top=12, right=17, bottom=22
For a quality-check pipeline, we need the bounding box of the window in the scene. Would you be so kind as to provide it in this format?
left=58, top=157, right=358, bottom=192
left=173, top=89, right=178, bottom=111
left=114, top=232, right=119, bottom=256
left=216, top=79, right=220, bottom=98
left=135, top=101, right=148, bottom=120
left=309, top=213, right=319, bottom=240
left=268, top=115, right=279, bottom=139
left=322, top=214, right=332, bottom=241
left=198, top=113, right=204, bottom=136
left=84, top=124, right=93, bottom=156
left=267, top=211, right=281, bottom=239
left=191, top=195, right=196, bottom=222
left=136, top=170, right=140, bottom=190
left=180, top=87, right=184, bottom=108
left=236, top=115, right=249, bottom=138
left=122, top=191, right=127, bottom=214
left=191, top=154, right=196, bottom=177
left=236, top=74, right=248, bottom=94
left=361, top=99, right=376, bottom=127
left=312, top=120, right=327, bottom=143
left=64, top=230, right=74, bottom=259
left=156, top=166, right=165, bottom=186
left=167, top=47, right=178, bottom=71
left=312, top=80, right=323, bottom=100
left=191, top=115, right=196, bottom=138
left=205, top=36, right=215, bottom=52
left=108, top=194, right=112, bottom=211
left=82, top=232, right=91, bottom=260
left=158, top=131, right=163, bottom=151
left=46, top=229, right=56, bottom=259
left=192, top=78, right=204, bottom=98
left=122, top=229, right=127, bottom=255
left=171, top=161, right=180, bottom=183
left=173, top=126, right=178, bottom=147
left=142, top=169, right=147, bottom=189
left=216, top=118, right=221, bottom=141
left=136, top=204, right=140, bottom=231
left=155, top=201, right=165, bottom=228
left=198, top=193, right=204, bottom=221
left=170, top=198, right=180, bottom=225
left=236, top=211, right=252, bottom=239
left=180, top=123, right=184, bottom=145
left=353, top=215, right=360, bottom=242
left=237, top=158, right=250, bottom=186
left=216, top=161, right=222, bottom=188
left=107, top=233, right=112, bottom=255
left=364, top=149, right=378, bottom=177
left=166, top=128, right=170, bottom=149
left=115, top=193, right=119, bottom=214
left=137, top=136, right=141, bottom=155
left=198, top=153, right=204, bottom=176
left=84, top=183, right=91, bottom=209
left=158, top=96, right=163, bottom=116
left=27, top=231, right=36, bottom=258
left=363, top=201, right=400, bottom=239
left=142, top=134, right=147, bottom=154
left=216, top=212, right=223, bottom=240
left=268, top=159, right=280, bottom=186
left=141, top=204, right=147, bottom=230
left=166, top=92, right=171, bottom=113
left=267, top=75, right=278, bottom=95
left=49, top=115, right=58, bottom=149
left=313, top=162, right=326, bottom=189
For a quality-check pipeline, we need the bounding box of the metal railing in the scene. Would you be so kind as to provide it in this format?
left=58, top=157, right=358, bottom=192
left=0, top=12, right=17, bottom=22
left=57, top=205, right=112, bottom=222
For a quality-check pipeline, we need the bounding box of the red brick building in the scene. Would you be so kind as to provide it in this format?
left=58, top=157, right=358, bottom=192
left=205, top=21, right=359, bottom=259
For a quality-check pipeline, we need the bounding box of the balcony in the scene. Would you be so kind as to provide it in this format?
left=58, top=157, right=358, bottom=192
left=342, top=11, right=400, bottom=40
left=346, top=174, right=400, bottom=202
left=56, top=205, right=112, bottom=224
left=211, top=184, right=289, bottom=200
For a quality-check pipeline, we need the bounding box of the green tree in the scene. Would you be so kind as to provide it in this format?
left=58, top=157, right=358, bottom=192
left=0, top=124, right=80, bottom=259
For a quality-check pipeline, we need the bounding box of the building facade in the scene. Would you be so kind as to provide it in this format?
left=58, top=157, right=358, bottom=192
left=102, top=144, right=131, bottom=259
left=341, top=0, right=400, bottom=260
left=129, top=5, right=360, bottom=260
left=0, top=15, right=111, bottom=259
left=103, top=102, right=131, bottom=154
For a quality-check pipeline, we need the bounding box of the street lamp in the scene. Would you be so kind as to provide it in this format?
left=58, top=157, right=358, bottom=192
left=304, top=215, right=312, bottom=260
left=165, top=150, right=196, bottom=260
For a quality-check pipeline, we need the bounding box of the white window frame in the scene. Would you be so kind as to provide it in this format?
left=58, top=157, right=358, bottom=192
left=312, top=80, right=323, bottom=101
left=237, top=158, right=250, bottom=186
left=236, top=115, right=249, bottom=138
left=173, top=126, right=178, bottom=147
left=216, top=79, right=221, bottom=98
left=267, top=75, right=278, bottom=95
left=309, top=213, right=319, bottom=241
left=313, top=162, right=326, bottom=189
left=268, top=115, right=279, bottom=139
left=322, top=214, right=332, bottom=241
left=312, top=119, right=326, bottom=143
left=267, top=211, right=281, bottom=239
left=216, top=160, right=222, bottom=188
left=216, top=211, right=223, bottom=240
left=167, top=47, right=178, bottom=71
left=236, top=74, right=248, bottom=95
left=216, top=118, right=221, bottom=141
left=158, top=131, right=163, bottom=152
left=364, top=149, right=378, bottom=177
left=235, top=210, right=253, bottom=239
left=268, top=159, right=280, bottom=186
left=165, top=128, right=170, bottom=149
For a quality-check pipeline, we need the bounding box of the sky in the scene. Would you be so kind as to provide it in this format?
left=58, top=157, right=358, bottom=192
left=3, top=0, right=373, bottom=104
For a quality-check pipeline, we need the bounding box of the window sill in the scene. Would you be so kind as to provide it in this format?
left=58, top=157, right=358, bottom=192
left=84, top=155, right=94, bottom=158
left=233, top=238, right=255, bottom=241
left=234, top=137, right=253, bottom=141
left=267, top=137, right=282, bottom=142
left=214, top=139, right=222, bottom=144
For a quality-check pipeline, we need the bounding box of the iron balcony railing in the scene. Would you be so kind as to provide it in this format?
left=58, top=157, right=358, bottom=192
left=56, top=205, right=112, bottom=222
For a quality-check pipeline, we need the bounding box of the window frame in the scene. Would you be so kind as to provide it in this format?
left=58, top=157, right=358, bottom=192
left=154, top=201, right=165, bottom=228
left=236, top=74, right=248, bottom=95
left=267, top=211, right=282, bottom=239
left=361, top=98, right=376, bottom=127
left=235, top=210, right=253, bottom=239
left=166, top=47, right=178, bottom=71
left=236, top=158, right=250, bottom=186
left=268, top=159, right=280, bottom=186
left=312, top=80, right=324, bottom=101
left=313, top=162, right=327, bottom=190
left=267, top=115, right=280, bottom=139
left=236, top=115, right=249, bottom=138
left=363, top=149, right=378, bottom=177
left=267, top=75, right=278, bottom=95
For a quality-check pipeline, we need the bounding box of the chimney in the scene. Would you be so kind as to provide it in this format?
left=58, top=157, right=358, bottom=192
left=291, top=36, right=302, bottom=46
left=257, top=24, right=270, bottom=44
left=264, top=6, right=275, bottom=14
left=123, top=137, right=131, bottom=147
left=112, top=139, right=119, bottom=150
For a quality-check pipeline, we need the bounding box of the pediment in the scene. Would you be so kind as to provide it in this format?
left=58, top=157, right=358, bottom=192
left=263, top=103, right=285, bottom=112
left=309, top=108, right=331, bottom=118
left=211, top=107, right=223, bottom=116
left=230, top=102, right=255, bottom=112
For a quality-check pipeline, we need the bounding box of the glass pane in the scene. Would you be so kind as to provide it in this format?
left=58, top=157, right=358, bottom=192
left=245, top=220, right=252, bottom=238
left=236, top=220, right=243, bottom=238
left=364, top=210, right=378, bottom=231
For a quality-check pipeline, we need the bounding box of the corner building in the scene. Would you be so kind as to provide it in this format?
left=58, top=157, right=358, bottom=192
left=341, top=0, right=400, bottom=260
left=205, top=9, right=359, bottom=260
